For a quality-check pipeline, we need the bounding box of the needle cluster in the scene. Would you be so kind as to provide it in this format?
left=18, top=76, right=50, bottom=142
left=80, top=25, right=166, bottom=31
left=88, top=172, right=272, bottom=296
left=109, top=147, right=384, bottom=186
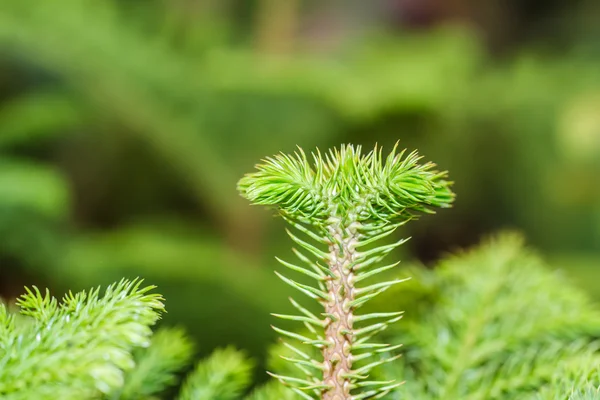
left=0, top=279, right=164, bottom=400
left=377, top=234, right=600, bottom=400
left=238, top=143, right=454, bottom=399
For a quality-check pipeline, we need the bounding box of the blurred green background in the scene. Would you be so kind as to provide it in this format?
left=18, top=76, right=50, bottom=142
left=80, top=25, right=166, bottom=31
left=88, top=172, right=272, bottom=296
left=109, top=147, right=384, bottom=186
left=0, top=0, right=599, bottom=373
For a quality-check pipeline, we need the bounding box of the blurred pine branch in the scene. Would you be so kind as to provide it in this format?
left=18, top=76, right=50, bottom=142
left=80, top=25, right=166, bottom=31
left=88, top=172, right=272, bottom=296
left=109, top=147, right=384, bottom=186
left=376, top=233, right=600, bottom=399
left=115, top=327, right=195, bottom=400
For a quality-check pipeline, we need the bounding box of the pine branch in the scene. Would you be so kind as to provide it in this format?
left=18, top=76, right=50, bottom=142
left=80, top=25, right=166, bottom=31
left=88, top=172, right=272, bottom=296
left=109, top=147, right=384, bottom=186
left=239, top=143, right=454, bottom=399
left=177, top=347, right=254, bottom=400
left=0, top=279, right=164, bottom=400
left=115, top=327, right=195, bottom=400
left=378, top=233, right=600, bottom=399
left=528, top=349, right=600, bottom=400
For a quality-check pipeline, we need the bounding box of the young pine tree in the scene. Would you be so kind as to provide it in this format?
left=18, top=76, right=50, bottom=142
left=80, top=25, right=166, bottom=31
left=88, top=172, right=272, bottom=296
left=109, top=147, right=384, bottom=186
left=238, top=144, right=454, bottom=399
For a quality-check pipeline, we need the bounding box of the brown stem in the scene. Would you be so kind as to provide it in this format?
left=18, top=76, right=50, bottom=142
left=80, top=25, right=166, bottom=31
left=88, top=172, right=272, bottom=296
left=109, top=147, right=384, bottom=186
left=322, top=221, right=358, bottom=400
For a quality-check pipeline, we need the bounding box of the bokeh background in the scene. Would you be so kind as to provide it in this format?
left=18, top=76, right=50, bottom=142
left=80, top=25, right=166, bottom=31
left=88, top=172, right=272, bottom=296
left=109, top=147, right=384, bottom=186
left=0, top=0, right=599, bottom=374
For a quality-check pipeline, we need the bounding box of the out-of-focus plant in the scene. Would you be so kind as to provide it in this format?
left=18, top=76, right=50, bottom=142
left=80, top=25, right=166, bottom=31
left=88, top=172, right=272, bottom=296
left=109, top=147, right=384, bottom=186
left=375, top=234, right=600, bottom=399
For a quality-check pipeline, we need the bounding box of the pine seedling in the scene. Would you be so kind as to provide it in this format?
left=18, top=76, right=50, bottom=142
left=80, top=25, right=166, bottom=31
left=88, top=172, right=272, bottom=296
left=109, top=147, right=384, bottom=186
left=238, top=143, right=454, bottom=399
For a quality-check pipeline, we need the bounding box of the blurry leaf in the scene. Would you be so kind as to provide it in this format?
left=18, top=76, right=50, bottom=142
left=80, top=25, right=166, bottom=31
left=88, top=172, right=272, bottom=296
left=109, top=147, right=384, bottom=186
left=558, top=92, right=600, bottom=162
left=200, top=27, right=481, bottom=120
left=0, top=206, right=66, bottom=271
left=0, top=159, right=70, bottom=219
left=0, top=159, right=70, bottom=270
left=0, top=90, right=85, bottom=148
left=0, top=0, right=245, bottom=222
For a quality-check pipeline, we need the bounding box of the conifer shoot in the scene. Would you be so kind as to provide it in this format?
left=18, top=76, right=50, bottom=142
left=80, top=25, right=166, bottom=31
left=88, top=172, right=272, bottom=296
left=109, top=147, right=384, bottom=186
left=238, top=143, right=454, bottom=399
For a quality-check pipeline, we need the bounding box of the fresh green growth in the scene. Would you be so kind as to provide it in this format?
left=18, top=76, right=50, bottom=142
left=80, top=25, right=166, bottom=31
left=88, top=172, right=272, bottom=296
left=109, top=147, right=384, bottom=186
left=238, top=144, right=454, bottom=399
left=0, top=279, right=260, bottom=400
left=0, top=279, right=165, bottom=400
left=376, top=234, right=600, bottom=399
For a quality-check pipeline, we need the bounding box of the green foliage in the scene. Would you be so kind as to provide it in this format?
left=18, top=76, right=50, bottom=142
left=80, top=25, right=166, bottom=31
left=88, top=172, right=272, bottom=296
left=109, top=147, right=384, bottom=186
left=0, top=0, right=599, bottom=378
left=245, top=381, right=298, bottom=400
left=239, top=144, right=454, bottom=399
left=178, top=347, right=254, bottom=400
left=2, top=235, right=600, bottom=399
left=375, top=234, right=600, bottom=399
left=531, top=356, right=600, bottom=400
left=0, top=159, right=70, bottom=219
left=0, top=280, right=278, bottom=400
left=0, top=0, right=599, bottom=396
left=116, top=327, right=195, bottom=400
left=58, top=222, right=289, bottom=358
left=0, top=90, right=85, bottom=149
left=0, top=279, right=164, bottom=400
left=0, top=0, right=477, bottom=230
left=238, top=143, right=453, bottom=224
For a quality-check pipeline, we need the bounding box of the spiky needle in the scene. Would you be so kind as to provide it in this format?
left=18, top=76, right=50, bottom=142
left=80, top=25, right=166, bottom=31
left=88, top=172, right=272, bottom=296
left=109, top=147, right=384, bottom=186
left=238, top=143, right=454, bottom=399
